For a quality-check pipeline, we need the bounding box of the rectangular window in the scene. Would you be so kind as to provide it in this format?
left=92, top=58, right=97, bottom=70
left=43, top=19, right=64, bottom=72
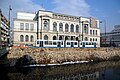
left=20, top=23, right=24, bottom=30
left=90, top=30, right=92, bottom=35
left=30, top=24, right=34, bottom=31
left=25, top=23, right=29, bottom=30
left=45, top=41, right=48, bottom=45
left=49, top=41, right=52, bottom=45
left=84, top=24, right=88, bottom=33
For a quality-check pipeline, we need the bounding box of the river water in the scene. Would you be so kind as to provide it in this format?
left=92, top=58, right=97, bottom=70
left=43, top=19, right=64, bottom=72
left=0, top=61, right=120, bottom=80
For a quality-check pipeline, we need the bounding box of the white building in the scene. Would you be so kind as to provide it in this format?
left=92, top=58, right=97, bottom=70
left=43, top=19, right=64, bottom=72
left=14, top=12, right=37, bottom=46
left=14, top=10, right=100, bottom=47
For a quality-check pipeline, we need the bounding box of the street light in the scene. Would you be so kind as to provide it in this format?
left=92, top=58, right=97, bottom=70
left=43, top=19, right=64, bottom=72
left=8, top=5, right=12, bottom=46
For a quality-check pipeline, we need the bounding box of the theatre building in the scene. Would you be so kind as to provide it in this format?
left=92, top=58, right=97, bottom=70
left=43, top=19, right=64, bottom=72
left=13, top=10, right=100, bottom=47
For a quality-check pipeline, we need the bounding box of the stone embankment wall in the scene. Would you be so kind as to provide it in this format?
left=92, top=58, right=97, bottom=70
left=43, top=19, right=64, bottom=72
left=6, top=48, right=120, bottom=66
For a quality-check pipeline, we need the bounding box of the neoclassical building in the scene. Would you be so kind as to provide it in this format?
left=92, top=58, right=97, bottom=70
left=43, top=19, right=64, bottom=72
left=14, top=10, right=100, bottom=47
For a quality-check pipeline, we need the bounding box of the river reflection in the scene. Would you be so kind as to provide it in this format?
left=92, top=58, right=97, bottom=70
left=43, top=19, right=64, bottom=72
left=0, top=61, right=120, bottom=80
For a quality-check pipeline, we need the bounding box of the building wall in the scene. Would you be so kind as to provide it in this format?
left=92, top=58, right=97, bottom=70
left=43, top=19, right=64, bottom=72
left=14, top=10, right=100, bottom=47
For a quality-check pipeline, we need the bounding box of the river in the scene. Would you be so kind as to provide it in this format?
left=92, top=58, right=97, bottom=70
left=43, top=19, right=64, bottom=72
left=0, top=61, right=120, bottom=80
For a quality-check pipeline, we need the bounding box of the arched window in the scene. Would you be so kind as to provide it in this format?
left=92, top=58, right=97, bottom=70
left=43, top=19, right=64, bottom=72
left=59, top=36, right=63, bottom=40
left=59, top=23, right=63, bottom=31
left=65, top=36, right=68, bottom=40
left=76, top=25, right=79, bottom=32
left=65, top=23, right=69, bottom=32
left=96, top=38, right=97, bottom=41
left=30, top=35, right=34, bottom=42
left=53, top=36, right=57, bottom=40
left=85, top=37, right=88, bottom=41
left=76, top=37, right=79, bottom=41
left=44, top=20, right=49, bottom=30
left=53, top=22, right=57, bottom=31
left=44, top=35, right=48, bottom=40
left=25, top=35, right=29, bottom=42
left=70, top=24, right=74, bottom=32
left=20, top=35, right=24, bottom=42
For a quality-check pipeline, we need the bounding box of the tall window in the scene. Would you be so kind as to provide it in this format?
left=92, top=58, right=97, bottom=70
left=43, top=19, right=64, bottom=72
left=53, top=22, right=57, bottom=31
left=44, top=20, right=49, bottom=30
left=65, top=23, right=69, bottom=32
left=93, top=30, right=95, bottom=35
left=25, top=23, right=29, bottom=30
left=59, top=23, right=63, bottom=31
left=76, top=25, right=79, bottom=33
left=25, top=35, right=29, bottom=42
left=96, top=30, right=97, bottom=35
left=90, top=30, right=92, bottom=35
left=20, top=35, right=24, bottom=42
left=95, top=38, right=97, bottom=41
left=30, top=35, right=34, bottom=42
left=93, top=38, right=94, bottom=41
left=20, top=23, right=24, bottom=30
left=44, top=35, right=48, bottom=40
left=30, top=24, right=34, bottom=31
left=70, top=24, right=74, bottom=32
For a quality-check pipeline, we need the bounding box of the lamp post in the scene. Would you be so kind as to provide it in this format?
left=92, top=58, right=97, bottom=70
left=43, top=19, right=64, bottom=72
left=8, top=5, right=12, bottom=46
left=104, top=20, right=106, bottom=47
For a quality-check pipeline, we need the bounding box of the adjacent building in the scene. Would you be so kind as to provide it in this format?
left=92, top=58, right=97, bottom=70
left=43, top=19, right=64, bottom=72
left=14, top=10, right=100, bottom=47
left=101, top=25, right=120, bottom=47
left=0, top=9, right=9, bottom=48
left=14, top=12, right=37, bottom=46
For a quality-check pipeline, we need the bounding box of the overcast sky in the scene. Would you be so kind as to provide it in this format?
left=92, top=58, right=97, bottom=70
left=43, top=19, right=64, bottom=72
left=0, top=0, right=120, bottom=32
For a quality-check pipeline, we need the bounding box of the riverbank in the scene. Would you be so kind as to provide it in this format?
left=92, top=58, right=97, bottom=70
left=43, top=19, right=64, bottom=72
left=5, top=47, right=120, bottom=67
